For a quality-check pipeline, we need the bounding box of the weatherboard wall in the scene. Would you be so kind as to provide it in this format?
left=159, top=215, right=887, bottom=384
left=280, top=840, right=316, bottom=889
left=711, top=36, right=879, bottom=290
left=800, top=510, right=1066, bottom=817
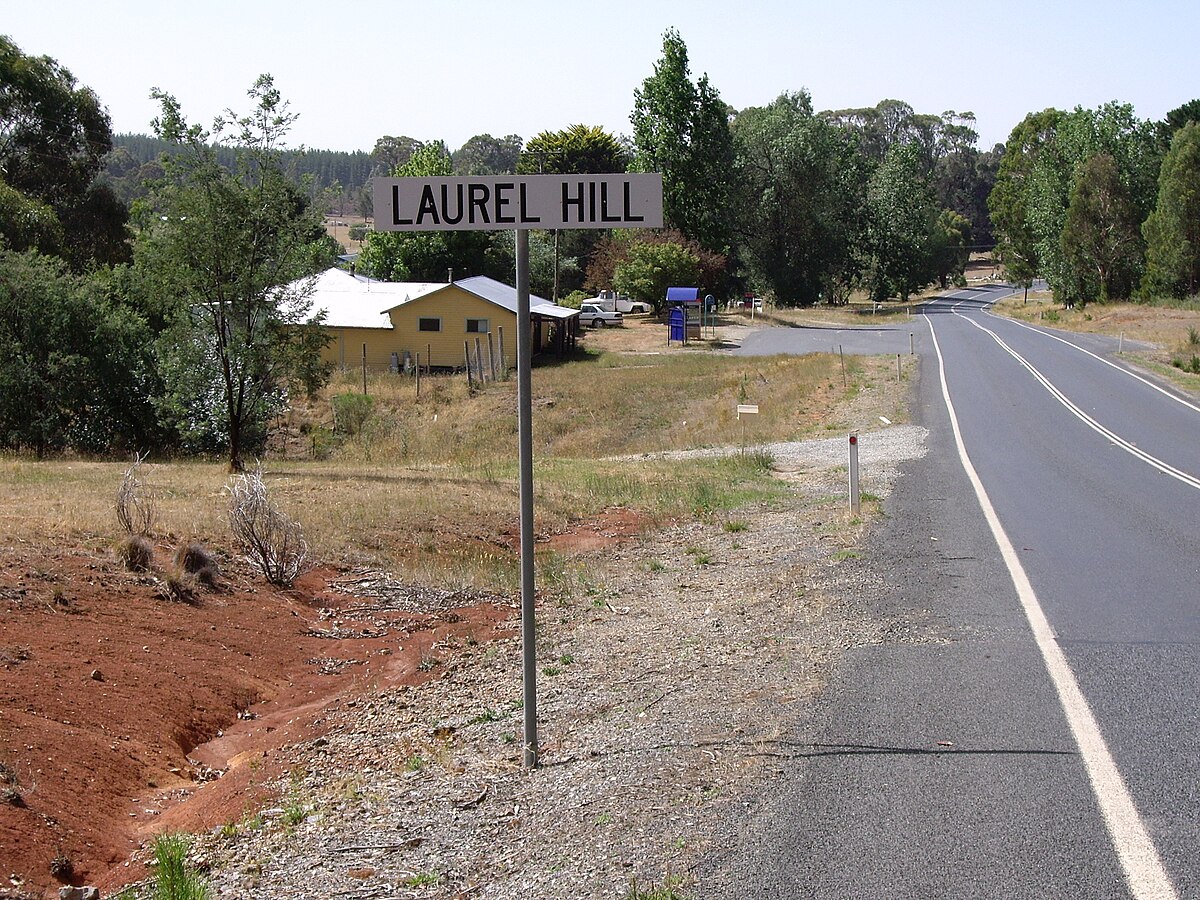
left=322, top=324, right=401, bottom=372
left=384, top=285, right=518, bottom=370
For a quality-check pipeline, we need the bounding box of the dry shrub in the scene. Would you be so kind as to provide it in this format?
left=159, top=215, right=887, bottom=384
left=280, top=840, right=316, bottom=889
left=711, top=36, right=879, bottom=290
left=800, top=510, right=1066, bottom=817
left=120, top=534, right=154, bottom=572
left=175, top=542, right=219, bottom=588
left=227, top=469, right=309, bottom=586
left=116, top=452, right=156, bottom=535
left=160, top=570, right=198, bottom=604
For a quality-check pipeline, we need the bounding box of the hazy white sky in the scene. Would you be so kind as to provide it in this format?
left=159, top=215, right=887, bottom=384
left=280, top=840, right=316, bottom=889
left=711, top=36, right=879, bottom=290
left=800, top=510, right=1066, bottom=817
left=5, top=0, right=1196, bottom=154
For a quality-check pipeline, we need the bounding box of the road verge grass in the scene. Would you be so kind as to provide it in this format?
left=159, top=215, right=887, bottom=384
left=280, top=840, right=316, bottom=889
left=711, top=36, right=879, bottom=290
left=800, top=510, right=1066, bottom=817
left=2, top=351, right=899, bottom=591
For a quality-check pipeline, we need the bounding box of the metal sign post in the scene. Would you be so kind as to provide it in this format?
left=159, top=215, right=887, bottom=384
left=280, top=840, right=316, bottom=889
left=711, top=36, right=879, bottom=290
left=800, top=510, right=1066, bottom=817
left=736, top=404, right=759, bottom=456
left=373, top=174, right=663, bottom=770
left=515, top=230, right=537, bottom=768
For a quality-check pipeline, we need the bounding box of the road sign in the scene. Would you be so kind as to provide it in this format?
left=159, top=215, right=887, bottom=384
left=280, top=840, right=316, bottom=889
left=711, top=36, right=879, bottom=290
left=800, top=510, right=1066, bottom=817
left=369, top=174, right=662, bottom=770
left=737, top=404, right=759, bottom=418
left=373, top=174, right=664, bottom=232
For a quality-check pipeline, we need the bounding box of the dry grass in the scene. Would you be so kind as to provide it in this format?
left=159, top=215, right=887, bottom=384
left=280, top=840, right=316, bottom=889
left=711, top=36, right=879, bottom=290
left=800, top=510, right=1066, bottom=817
left=1, top=347, right=899, bottom=592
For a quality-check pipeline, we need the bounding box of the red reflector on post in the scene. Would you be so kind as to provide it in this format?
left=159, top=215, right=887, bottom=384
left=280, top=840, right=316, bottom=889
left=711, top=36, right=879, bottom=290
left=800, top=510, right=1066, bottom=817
left=849, top=435, right=857, bottom=445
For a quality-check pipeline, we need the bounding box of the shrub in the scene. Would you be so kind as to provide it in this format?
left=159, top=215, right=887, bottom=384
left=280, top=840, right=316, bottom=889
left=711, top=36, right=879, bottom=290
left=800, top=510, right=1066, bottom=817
left=116, top=453, right=155, bottom=535
left=175, top=543, right=219, bottom=587
left=49, top=852, right=74, bottom=881
left=332, top=392, right=374, bottom=436
left=560, top=289, right=589, bottom=310
left=227, top=469, right=309, bottom=585
left=120, top=533, right=155, bottom=572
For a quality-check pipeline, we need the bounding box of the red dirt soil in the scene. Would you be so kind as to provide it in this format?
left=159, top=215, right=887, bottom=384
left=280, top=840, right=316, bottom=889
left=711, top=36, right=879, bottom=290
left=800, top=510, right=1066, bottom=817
left=0, top=544, right=513, bottom=898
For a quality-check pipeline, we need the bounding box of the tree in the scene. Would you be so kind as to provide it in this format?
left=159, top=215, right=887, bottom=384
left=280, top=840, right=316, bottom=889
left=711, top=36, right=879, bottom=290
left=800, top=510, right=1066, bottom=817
left=731, top=92, right=865, bottom=306
left=631, top=28, right=735, bottom=253
left=1142, top=122, right=1200, bottom=298
left=1156, top=99, right=1200, bottom=151
left=452, top=133, right=523, bottom=175
left=517, top=124, right=630, bottom=299
left=358, top=141, right=505, bottom=283
left=0, top=35, right=130, bottom=268
left=0, top=248, right=163, bottom=456
left=930, top=209, right=972, bottom=289
left=136, top=75, right=335, bottom=472
left=517, top=125, right=629, bottom=175
left=587, top=228, right=725, bottom=305
left=612, top=239, right=701, bottom=313
left=864, top=143, right=939, bottom=301
left=988, top=109, right=1064, bottom=288
left=369, top=134, right=422, bottom=177
left=1060, top=153, right=1143, bottom=303
left=1029, top=104, right=1157, bottom=304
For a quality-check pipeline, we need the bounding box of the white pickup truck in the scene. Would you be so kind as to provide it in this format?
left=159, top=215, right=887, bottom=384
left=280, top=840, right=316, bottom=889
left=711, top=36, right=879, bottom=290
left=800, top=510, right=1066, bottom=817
left=588, top=290, right=653, bottom=315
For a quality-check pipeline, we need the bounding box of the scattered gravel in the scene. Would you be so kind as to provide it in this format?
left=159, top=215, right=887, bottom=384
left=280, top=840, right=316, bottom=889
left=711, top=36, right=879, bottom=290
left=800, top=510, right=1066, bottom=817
left=161, top=425, right=929, bottom=899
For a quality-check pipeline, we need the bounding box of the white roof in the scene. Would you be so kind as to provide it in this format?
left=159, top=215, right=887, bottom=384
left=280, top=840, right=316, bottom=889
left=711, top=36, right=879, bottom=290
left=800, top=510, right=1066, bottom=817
left=293, top=268, right=443, bottom=330
left=287, top=269, right=580, bottom=326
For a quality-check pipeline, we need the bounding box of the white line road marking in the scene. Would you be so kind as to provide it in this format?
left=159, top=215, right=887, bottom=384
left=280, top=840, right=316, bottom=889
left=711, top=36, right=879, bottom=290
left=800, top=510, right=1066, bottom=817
left=926, top=314, right=1178, bottom=900
left=952, top=313, right=1200, bottom=491
left=994, top=311, right=1200, bottom=416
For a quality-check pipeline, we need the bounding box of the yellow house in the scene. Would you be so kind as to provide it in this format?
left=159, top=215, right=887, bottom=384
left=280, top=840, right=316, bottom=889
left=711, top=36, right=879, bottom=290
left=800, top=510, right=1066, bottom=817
left=299, top=268, right=580, bottom=372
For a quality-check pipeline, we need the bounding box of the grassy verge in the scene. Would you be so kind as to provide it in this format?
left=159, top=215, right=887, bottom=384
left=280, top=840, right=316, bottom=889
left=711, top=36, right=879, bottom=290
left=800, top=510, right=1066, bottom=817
left=2, top=351, right=899, bottom=592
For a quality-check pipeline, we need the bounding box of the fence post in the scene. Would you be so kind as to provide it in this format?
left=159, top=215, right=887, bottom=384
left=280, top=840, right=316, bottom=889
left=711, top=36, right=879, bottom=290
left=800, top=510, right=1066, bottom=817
left=464, top=341, right=473, bottom=388
left=497, top=326, right=506, bottom=379
left=474, top=337, right=485, bottom=383
left=487, top=331, right=498, bottom=381
left=415, top=352, right=421, bottom=399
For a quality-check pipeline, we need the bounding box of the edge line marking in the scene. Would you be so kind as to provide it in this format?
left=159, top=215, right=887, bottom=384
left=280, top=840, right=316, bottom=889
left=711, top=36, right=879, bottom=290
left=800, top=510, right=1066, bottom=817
left=926, top=313, right=1177, bottom=899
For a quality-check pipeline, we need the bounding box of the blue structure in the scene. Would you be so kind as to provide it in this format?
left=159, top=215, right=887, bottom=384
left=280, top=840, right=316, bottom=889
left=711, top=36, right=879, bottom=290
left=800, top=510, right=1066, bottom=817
left=666, top=286, right=700, bottom=305
left=667, top=307, right=686, bottom=344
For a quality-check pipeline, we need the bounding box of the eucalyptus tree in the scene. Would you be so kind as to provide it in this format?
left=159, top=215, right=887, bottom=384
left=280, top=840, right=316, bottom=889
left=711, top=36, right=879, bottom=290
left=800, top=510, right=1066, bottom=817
left=136, top=75, right=335, bottom=472
left=0, top=35, right=129, bottom=267
left=731, top=91, right=865, bottom=305
left=452, top=133, right=523, bottom=175
left=1060, top=153, right=1143, bottom=301
left=989, top=109, right=1064, bottom=289
left=864, top=142, right=939, bottom=301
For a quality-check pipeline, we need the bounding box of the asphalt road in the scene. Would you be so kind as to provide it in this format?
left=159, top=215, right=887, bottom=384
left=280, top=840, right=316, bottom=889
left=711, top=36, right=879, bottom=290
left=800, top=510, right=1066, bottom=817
left=706, top=285, right=1199, bottom=898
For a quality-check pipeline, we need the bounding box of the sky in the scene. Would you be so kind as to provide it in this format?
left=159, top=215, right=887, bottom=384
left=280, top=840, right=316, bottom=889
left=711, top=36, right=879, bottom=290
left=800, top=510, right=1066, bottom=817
left=6, top=0, right=1197, bottom=155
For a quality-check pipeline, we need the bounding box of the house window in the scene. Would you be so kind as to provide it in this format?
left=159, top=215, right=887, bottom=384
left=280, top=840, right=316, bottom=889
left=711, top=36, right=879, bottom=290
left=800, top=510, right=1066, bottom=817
left=418, top=317, right=441, bottom=332
left=466, top=318, right=489, bottom=334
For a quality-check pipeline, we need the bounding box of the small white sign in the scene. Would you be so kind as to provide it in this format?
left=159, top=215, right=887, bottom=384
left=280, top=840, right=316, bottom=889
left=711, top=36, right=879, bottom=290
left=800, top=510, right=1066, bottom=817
left=373, top=174, right=664, bottom=232
left=737, top=404, right=759, bottom=418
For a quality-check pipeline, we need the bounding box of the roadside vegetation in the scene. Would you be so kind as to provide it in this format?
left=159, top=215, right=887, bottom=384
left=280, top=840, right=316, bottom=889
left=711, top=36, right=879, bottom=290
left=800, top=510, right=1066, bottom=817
left=0, top=349, right=894, bottom=592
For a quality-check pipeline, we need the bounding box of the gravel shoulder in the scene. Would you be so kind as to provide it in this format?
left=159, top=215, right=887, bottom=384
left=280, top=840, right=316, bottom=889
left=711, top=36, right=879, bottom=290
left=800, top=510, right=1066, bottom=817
left=150, top=413, right=928, bottom=899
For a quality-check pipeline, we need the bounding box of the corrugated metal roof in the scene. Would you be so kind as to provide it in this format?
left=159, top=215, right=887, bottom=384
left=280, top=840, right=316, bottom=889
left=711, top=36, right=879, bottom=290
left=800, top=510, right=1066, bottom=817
left=297, top=268, right=443, bottom=329
left=291, top=269, right=580, bottom=326
left=421, top=275, right=579, bottom=320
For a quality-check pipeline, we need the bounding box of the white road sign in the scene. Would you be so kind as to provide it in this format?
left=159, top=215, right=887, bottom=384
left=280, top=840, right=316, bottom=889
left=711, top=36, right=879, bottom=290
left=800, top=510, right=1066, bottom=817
left=373, top=173, right=663, bottom=232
